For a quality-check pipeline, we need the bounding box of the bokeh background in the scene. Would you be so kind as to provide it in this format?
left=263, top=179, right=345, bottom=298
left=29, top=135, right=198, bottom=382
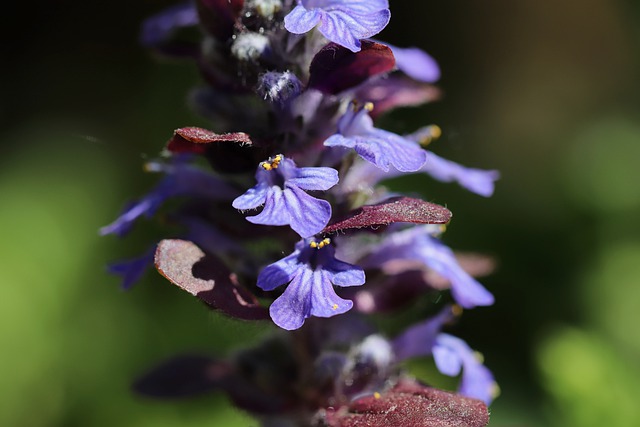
left=2, top=1, right=640, bottom=426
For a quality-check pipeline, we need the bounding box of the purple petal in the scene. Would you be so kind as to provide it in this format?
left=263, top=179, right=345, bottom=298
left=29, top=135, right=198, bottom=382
left=423, top=238, right=495, bottom=308
left=140, top=2, right=199, bottom=47
left=320, top=247, right=366, bottom=287
left=391, top=306, right=455, bottom=362
left=257, top=251, right=301, bottom=291
left=282, top=185, right=332, bottom=237
left=325, top=107, right=427, bottom=172
left=283, top=5, right=321, bottom=33
left=446, top=267, right=496, bottom=309
left=286, top=166, right=339, bottom=191
left=232, top=182, right=269, bottom=210
left=317, top=10, right=362, bottom=52
left=302, top=0, right=389, bottom=13
left=433, top=344, right=463, bottom=376
left=246, top=187, right=290, bottom=226
left=269, top=269, right=313, bottom=330
left=310, top=270, right=353, bottom=317
left=287, top=1, right=390, bottom=52
left=100, top=197, right=159, bottom=237
left=324, top=133, right=356, bottom=149
left=318, top=10, right=390, bottom=53
left=107, top=247, right=156, bottom=289
left=339, top=158, right=387, bottom=193
left=460, top=361, right=497, bottom=406
left=422, top=152, right=500, bottom=197
left=388, top=44, right=441, bottom=83
left=359, top=130, right=428, bottom=172
left=434, top=333, right=497, bottom=405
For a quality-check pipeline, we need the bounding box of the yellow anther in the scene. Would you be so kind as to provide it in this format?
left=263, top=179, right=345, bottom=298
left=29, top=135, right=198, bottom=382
left=332, top=303, right=338, bottom=310
left=490, top=382, right=501, bottom=398
left=418, top=125, right=442, bottom=147
left=373, top=392, right=381, bottom=399
left=364, top=102, right=374, bottom=112
left=438, top=224, right=447, bottom=233
left=260, top=154, right=283, bottom=171
left=310, top=238, right=331, bottom=249
left=451, top=304, right=463, bottom=317
left=473, top=351, right=485, bottom=364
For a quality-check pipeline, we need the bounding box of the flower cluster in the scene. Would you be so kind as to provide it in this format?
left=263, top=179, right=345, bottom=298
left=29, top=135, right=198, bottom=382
left=104, top=1, right=500, bottom=425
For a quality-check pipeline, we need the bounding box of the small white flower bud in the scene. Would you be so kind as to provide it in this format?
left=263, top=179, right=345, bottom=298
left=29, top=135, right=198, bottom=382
left=248, top=0, right=283, bottom=19
left=230, top=33, right=270, bottom=61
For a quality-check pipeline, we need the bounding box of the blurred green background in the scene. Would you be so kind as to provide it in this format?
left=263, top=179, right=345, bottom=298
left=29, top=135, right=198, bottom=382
left=2, top=1, right=640, bottom=426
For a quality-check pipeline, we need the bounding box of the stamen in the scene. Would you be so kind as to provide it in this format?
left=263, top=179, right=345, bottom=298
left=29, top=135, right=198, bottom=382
left=418, top=125, right=442, bottom=147
left=451, top=304, right=463, bottom=317
left=260, top=154, right=283, bottom=170
left=490, top=382, right=501, bottom=399
left=373, top=392, right=381, bottom=399
left=364, top=102, right=374, bottom=112
left=309, top=237, right=331, bottom=249
left=332, top=303, right=338, bottom=310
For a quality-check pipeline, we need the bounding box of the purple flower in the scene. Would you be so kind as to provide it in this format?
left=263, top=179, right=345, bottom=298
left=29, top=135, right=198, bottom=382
left=384, top=42, right=441, bottom=83
left=107, top=247, right=156, bottom=290
left=140, top=2, right=199, bottom=47
left=391, top=305, right=455, bottom=362
left=100, top=160, right=238, bottom=237
left=421, top=151, right=500, bottom=197
left=433, top=333, right=498, bottom=405
left=232, top=155, right=338, bottom=238
left=324, top=102, right=427, bottom=172
left=284, top=0, right=391, bottom=53
left=392, top=307, right=497, bottom=405
left=340, top=149, right=500, bottom=197
left=257, top=238, right=365, bottom=330
left=364, top=226, right=495, bottom=308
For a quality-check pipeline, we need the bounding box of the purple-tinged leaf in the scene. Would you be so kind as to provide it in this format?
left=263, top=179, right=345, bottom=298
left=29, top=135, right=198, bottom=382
left=308, top=41, right=395, bottom=95
left=155, top=239, right=268, bottom=320
left=167, top=126, right=252, bottom=154
left=323, top=197, right=452, bottom=234
left=325, top=379, right=489, bottom=427
left=166, top=127, right=259, bottom=173
left=133, top=355, right=230, bottom=398
left=196, top=0, right=244, bottom=41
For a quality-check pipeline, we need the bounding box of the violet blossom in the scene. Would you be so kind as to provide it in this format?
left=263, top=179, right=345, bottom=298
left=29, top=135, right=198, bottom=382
left=324, top=102, right=428, bottom=172
left=364, top=225, right=495, bottom=308
left=392, top=306, right=498, bottom=405
left=257, top=238, right=365, bottom=330
left=232, top=155, right=338, bottom=238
